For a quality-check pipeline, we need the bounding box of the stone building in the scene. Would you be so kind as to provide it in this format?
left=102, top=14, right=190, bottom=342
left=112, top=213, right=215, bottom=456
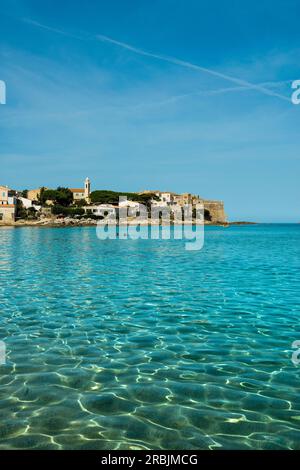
left=70, top=177, right=91, bottom=203
left=139, top=190, right=227, bottom=224
left=70, top=188, right=85, bottom=201
left=0, top=185, right=17, bottom=223
left=27, top=188, right=46, bottom=202
left=173, top=193, right=193, bottom=206
left=202, top=200, right=226, bottom=223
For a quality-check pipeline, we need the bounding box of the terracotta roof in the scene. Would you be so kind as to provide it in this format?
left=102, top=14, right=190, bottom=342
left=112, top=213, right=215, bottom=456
left=70, top=188, right=84, bottom=193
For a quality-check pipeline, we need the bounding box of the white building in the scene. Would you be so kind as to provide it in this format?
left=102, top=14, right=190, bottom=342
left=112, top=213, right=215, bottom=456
left=84, top=204, right=116, bottom=219
left=18, top=197, right=41, bottom=211
left=118, top=199, right=146, bottom=217
left=148, top=191, right=176, bottom=207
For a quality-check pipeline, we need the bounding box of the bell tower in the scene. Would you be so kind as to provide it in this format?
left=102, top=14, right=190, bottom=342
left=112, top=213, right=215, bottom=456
left=84, top=177, right=91, bottom=202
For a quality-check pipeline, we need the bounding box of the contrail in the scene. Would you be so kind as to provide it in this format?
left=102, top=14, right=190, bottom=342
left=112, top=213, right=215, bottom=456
left=132, top=81, right=292, bottom=109
left=23, top=18, right=85, bottom=41
left=23, top=18, right=291, bottom=102
left=96, top=34, right=290, bottom=102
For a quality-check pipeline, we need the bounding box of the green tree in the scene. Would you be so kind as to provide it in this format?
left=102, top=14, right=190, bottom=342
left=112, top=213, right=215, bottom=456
left=55, top=187, right=73, bottom=207
left=90, top=190, right=159, bottom=206
left=52, top=205, right=85, bottom=217
left=40, top=187, right=73, bottom=207
left=73, top=198, right=86, bottom=207
left=40, top=189, right=57, bottom=205
left=16, top=200, right=27, bottom=219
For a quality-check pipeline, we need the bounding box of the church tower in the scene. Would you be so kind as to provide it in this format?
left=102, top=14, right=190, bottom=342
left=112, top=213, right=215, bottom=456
left=84, top=177, right=91, bottom=202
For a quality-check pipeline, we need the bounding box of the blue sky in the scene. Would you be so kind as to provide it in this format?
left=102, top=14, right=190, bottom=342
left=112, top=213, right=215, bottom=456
left=0, top=0, right=300, bottom=221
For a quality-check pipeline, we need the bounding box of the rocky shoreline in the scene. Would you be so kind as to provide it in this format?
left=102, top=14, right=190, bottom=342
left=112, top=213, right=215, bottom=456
left=0, top=217, right=255, bottom=228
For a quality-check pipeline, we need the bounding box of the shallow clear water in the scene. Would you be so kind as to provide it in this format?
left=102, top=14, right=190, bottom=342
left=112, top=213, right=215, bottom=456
left=0, top=224, right=300, bottom=450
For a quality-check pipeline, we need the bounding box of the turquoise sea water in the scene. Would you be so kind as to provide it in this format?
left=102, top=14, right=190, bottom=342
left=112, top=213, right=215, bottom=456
left=0, top=224, right=300, bottom=450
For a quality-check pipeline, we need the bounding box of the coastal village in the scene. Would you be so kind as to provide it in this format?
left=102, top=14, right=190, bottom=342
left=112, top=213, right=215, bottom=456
left=0, top=178, right=227, bottom=225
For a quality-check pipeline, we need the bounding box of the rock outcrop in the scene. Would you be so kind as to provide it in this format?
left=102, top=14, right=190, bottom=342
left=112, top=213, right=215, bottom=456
left=203, top=200, right=226, bottom=224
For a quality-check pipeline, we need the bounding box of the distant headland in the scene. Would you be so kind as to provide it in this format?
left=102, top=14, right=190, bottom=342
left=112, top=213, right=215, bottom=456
left=0, top=177, right=228, bottom=227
